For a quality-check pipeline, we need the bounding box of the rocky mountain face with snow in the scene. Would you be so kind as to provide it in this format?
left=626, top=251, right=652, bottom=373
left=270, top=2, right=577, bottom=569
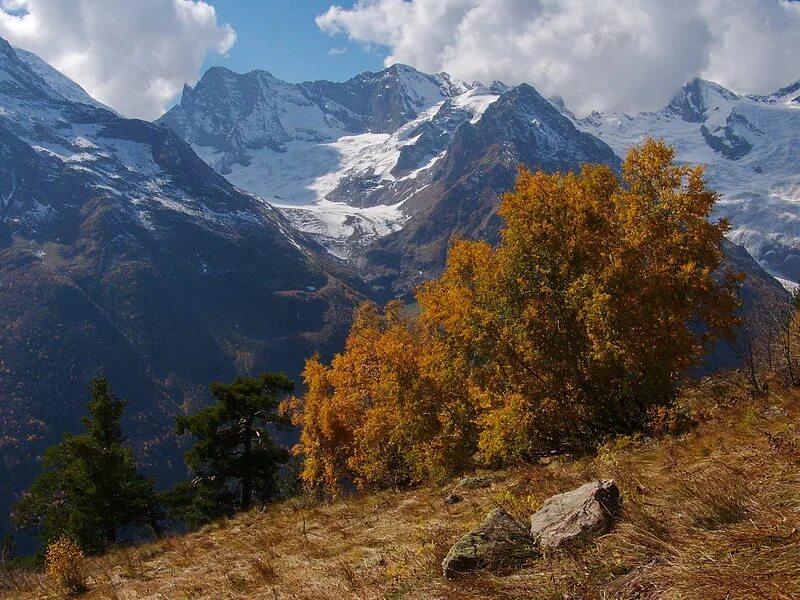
left=158, top=64, right=503, bottom=258
left=357, top=83, right=621, bottom=294
left=161, top=63, right=796, bottom=299
left=0, top=36, right=359, bottom=533
left=574, top=77, right=800, bottom=285
left=159, top=65, right=619, bottom=290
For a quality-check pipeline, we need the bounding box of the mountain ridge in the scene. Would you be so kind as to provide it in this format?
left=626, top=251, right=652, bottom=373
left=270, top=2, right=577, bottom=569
left=159, top=61, right=800, bottom=290
left=572, top=76, right=800, bottom=283
left=0, top=36, right=361, bottom=540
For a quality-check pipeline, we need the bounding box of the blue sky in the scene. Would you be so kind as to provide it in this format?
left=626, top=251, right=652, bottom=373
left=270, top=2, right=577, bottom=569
left=203, top=1, right=386, bottom=83
left=1, top=0, right=798, bottom=119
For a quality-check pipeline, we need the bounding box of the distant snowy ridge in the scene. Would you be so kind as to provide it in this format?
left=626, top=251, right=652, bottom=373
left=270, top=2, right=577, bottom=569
left=573, top=76, right=800, bottom=283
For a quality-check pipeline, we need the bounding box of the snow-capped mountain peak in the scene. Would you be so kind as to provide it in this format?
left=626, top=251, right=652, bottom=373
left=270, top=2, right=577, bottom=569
left=0, top=37, right=64, bottom=104
left=665, top=77, right=739, bottom=123
left=13, top=47, right=115, bottom=113
left=573, top=74, right=800, bottom=284
left=157, top=63, right=505, bottom=257
left=755, top=79, right=800, bottom=106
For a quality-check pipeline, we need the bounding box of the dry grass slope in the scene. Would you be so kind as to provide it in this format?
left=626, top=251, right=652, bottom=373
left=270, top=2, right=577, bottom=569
left=3, top=379, right=800, bottom=599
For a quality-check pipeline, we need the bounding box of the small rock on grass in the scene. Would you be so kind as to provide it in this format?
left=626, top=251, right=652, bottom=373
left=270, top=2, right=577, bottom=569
left=529, top=480, right=621, bottom=549
left=442, top=508, right=536, bottom=578
left=454, top=474, right=495, bottom=490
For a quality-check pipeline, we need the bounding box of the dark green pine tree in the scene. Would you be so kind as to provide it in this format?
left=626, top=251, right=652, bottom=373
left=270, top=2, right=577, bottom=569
left=172, top=373, right=294, bottom=525
left=12, top=377, right=158, bottom=553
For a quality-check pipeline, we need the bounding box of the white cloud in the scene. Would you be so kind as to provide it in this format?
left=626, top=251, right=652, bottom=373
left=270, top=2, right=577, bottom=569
left=0, top=0, right=235, bottom=119
left=328, top=46, right=348, bottom=55
left=317, top=0, right=800, bottom=116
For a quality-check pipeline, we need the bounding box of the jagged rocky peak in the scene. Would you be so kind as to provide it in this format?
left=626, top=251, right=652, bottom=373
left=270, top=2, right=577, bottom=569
left=351, top=62, right=457, bottom=100
left=757, top=79, right=800, bottom=105
left=429, top=81, right=620, bottom=192
left=161, top=62, right=473, bottom=151
left=301, top=62, right=461, bottom=133
left=489, top=80, right=510, bottom=94
left=665, top=77, right=739, bottom=123
left=478, top=83, right=595, bottom=142
left=505, top=82, right=557, bottom=106
left=548, top=95, right=568, bottom=111
left=161, top=66, right=321, bottom=157
left=169, top=66, right=298, bottom=121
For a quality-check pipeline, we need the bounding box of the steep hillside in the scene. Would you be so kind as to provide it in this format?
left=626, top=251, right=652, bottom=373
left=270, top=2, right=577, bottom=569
left=4, top=380, right=799, bottom=599
left=0, top=37, right=360, bottom=538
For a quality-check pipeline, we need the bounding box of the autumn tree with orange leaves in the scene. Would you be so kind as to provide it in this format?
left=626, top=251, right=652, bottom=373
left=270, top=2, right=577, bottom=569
left=283, top=301, right=476, bottom=495
left=419, top=139, right=740, bottom=463
left=286, top=139, right=741, bottom=493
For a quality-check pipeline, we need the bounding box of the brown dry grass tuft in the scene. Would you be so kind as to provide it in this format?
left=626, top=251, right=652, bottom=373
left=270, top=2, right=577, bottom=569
left=3, top=378, right=800, bottom=599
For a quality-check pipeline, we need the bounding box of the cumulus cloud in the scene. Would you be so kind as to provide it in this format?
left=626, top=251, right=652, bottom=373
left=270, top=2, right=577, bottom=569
left=0, top=0, right=235, bottom=119
left=317, top=0, right=800, bottom=116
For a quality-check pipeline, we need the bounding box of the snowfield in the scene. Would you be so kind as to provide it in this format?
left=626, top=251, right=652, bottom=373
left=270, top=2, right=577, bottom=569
left=574, top=78, right=800, bottom=283
left=163, top=65, right=500, bottom=257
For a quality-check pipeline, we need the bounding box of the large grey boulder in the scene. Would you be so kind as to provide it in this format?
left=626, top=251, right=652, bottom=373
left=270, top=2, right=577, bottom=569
left=529, top=480, right=620, bottom=549
left=442, top=508, right=536, bottom=578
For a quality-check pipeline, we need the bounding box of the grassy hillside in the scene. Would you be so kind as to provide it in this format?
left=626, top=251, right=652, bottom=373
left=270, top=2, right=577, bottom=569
left=3, top=377, right=799, bottom=599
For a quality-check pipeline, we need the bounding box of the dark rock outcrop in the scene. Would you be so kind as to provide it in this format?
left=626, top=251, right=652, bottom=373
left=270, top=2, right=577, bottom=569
left=441, top=508, right=535, bottom=578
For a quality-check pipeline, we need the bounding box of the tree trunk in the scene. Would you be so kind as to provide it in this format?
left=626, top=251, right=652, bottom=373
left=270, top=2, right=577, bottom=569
left=241, top=419, right=253, bottom=509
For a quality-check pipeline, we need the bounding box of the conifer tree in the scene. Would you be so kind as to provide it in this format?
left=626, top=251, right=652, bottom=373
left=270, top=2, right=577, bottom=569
left=173, top=373, right=294, bottom=524
left=12, top=377, right=158, bottom=553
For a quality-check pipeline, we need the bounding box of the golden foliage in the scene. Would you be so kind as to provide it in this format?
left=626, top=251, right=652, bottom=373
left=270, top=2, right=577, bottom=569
left=45, top=536, right=87, bottom=596
left=284, top=301, right=477, bottom=494
left=419, top=138, right=740, bottom=462
left=289, top=139, right=741, bottom=493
